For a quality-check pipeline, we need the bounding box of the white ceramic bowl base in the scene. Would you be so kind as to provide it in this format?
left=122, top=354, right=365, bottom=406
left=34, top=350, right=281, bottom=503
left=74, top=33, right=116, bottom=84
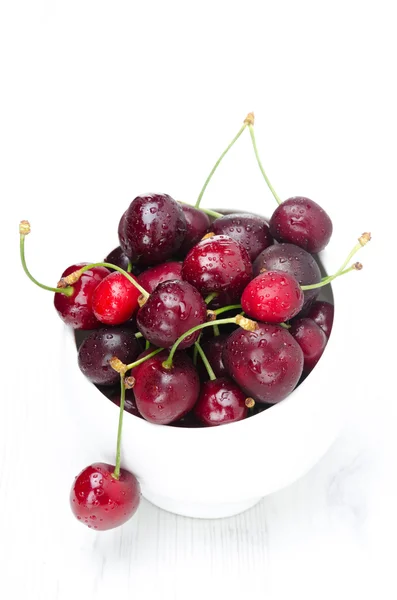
left=61, top=245, right=350, bottom=520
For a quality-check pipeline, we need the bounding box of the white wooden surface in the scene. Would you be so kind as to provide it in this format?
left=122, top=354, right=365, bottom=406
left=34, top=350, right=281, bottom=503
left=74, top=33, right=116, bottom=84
left=1, top=2, right=396, bottom=599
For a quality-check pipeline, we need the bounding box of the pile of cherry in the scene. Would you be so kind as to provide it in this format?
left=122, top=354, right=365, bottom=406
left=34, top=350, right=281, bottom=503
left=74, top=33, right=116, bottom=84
left=20, top=113, right=370, bottom=531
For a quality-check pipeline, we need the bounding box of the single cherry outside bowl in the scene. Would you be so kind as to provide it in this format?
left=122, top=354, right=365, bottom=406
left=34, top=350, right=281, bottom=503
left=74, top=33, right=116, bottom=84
left=60, top=205, right=347, bottom=520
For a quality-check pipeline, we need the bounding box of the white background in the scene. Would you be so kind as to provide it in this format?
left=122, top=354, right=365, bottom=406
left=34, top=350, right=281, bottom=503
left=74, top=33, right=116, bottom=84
left=0, top=2, right=396, bottom=599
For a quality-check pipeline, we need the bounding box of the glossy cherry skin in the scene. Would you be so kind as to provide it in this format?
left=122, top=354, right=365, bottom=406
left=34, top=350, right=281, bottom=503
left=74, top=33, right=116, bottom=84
left=178, top=204, right=211, bottom=255
left=182, top=235, right=252, bottom=301
left=132, top=350, right=200, bottom=424
left=306, top=300, right=334, bottom=338
left=70, top=463, right=140, bottom=530
left=211, top=213, right=273, bottom=261
left=241, top=270, right=304, bottom=323
left=194, top=377, right=248, bottom=426
left=54, top=263, right=110, bottom=329
left=136, top=280, right=207, bottom=349
left=104, top=246, right=130, bottom=272
left=223, top=323, right=304, bottom=404
left=253, top=243, right=321, bottom=313
left=78, top=327, right=141, bottom=385
left=118, top=194, right=187, bottom=265
left=137, top=261, right=183, bottom=294
left=289, top=317, right=328, bottom=374
left=197, top=334, right=229, bottom=380
left=91, top=271, right=142, bottom=326
left=269, top=197, right=333, bottom=253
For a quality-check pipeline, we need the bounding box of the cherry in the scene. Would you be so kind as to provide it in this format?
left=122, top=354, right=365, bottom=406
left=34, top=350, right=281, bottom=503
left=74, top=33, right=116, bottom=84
left=178, top=204, right=211, bottom=255
left=136, top=280, right=207, bottom=349
left=253, top=243, right=322, bottom=312
left=197, top=334, right=229, bottom=379
left=118, top=193, right=187, bottom=265
left=194, top=377, right=250, bottom=426
left=78, top=327, right=141, bottom=385
left=210, top=213, right=273, bottom=261
left=104, top=246, right=130, bottom=273
left=70, top=463, right=140, bottom=530
left=306, top=300, right=334, bottom=338
left=269, top=197, right=333, bottom=254
left=91, top=271, right=142, bottom=325
left=241, top=270, right=304, bottom=323
left=182, top=234, right=252, bottom=301
left=54, top=263, right=111, bottom=329
left=223, top=323, right=304, bottom=404
left=137, top=261, right=183, bottom=294
left=289, top=317, right=328, bottom=374
left=131, top=350, right=200, bottom=424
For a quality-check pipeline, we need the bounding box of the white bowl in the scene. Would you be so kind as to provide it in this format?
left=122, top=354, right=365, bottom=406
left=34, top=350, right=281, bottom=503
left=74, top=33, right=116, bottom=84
left=61, top=240, right=346, bottom=519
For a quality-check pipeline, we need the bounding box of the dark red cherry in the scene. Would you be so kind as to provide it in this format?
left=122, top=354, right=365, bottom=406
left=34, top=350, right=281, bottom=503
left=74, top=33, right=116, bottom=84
left=91, top=272, right=141, bottom=325
left=132, top=350, right=200, bottom=424
left=269, top=197, right=333, bottom=253
left=54, top=263, right=110, bottom=329
left=78, top=327, right=140, bottom=385
left=306, top=301, right=334, bottom=338
left=197, top=334, right=229, bottom=380
left=104, top=246, right=144, bottom=277
left=211, top=213, right=273, bottom=261
left=182, top=235, right=252, bottom=301
left=241, top=270, right=304, bottom=323
left=194, top=377, right=248, bottom=426
left=137, top=261, right=183, bottom=294
left=136, top=280, right=207, bottom=349
left=108, top=388, right=142, bottom=418
left=253, top=243, right=322, bottom=312
left=178, top=204, right=211, bottom=255
left=223, top=323, right=304, bottom=404
left=70, top=463, right=140, bottom=530
left=118, top=194, right=187, bottom=265
left=289, top=318, right=328, bottom=374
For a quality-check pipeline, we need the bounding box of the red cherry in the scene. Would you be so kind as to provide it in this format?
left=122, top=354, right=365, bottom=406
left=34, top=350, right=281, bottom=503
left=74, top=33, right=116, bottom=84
left=178, top=204, right=211, bottom=255
left=182, top=234, right=252, bottom=301
left=241, top=270, right=304, bottom=323
left=211, top=212, right=273, bottom=261
left=132, top=350, right=200, bottom=424
left=91, top=271, right=142, bottom=325
left=137, top=261, right=183, bottom=294
left=54, top=263, right=110, bottom=329
left=289, top=317, right=328, bottom=374
left=70, top=463, right=140, bottom=530
left=223, top=323, right=304, bottom=404
left=193, top=377, right=249, bottom=426
left=306, top=301, right=334, bottom=338
left=269, top=197, right=333, bottom=253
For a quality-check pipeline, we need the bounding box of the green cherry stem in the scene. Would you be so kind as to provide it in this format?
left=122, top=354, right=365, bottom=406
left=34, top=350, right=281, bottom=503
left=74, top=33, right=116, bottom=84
left=213, top=323, right=220, bottom=337
left=162, top=315, right=257, bottom=369
left=195, top=113, right=254, bottom=209
left=301, top=232, right=371, bottom=291
left=58, top=261, right=149, bottom=300
left=247, top=124, right=282, bottom=205
left=178, top=200, right=223, bottom=219
left=204, top=292, right=219, bottom=305
left=127, top=261, right=133, bottom=273
left=110, top=347, right=164, bottom=378
left=19, top=221, right=74, bottom=297
left=213, top=304, right=242, bottom=316
left=134, top=332, right=143, bottom=339
left=112, top=374, right=126, bottom=480
left=194, top=342, right=216, bottom=381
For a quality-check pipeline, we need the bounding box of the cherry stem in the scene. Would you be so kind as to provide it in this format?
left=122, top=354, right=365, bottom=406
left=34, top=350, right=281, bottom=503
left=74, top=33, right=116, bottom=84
left=204, top=292, right=219, bottom=304
left=59, top=262, right=149, bottom=299
left=162, top=315, right=256, bottom=369
left=125, top=347, right=163, bottom=372
left=178, top=200, right=222, bottom=219
left=145, top=340, right=150, bottom=350
left=213, top=323, right=220, bottom=337
left=127, top=261, right=132, bottom=273
left=194, top=342, right=216, bottom=381
left=213, top=304, right=242, bottom=316
left=20, top=232, right=74, bottom=297
left=195, top=115, right=252, bottom=208
left=134, top=332, right=143, bottom=339
left=247, top=124, right=282, bottom=205
left=112, top=374, right=125, bottom=480
left=301, top=233, right=370, bottom=290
